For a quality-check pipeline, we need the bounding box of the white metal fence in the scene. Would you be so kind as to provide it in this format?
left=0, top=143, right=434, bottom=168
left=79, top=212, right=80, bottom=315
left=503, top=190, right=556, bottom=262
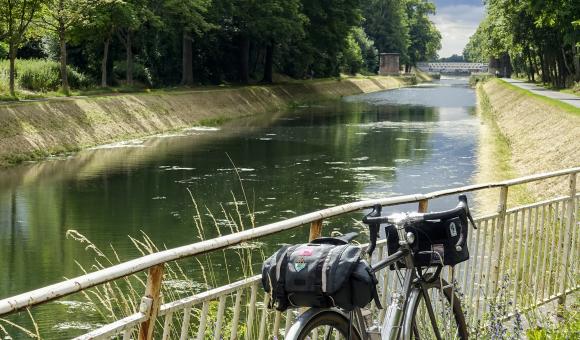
left=0, top=167, right=578, bottom=339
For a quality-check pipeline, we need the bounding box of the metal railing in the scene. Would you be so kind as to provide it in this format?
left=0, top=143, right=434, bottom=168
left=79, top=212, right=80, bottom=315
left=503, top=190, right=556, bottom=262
left=0, top=167, right=578, bottom=339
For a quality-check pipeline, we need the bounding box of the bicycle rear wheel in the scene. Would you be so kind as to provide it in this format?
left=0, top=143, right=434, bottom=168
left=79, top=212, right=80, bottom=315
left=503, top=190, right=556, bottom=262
left=405, top=278, right=468, bottom=340
left=291, top=310, right=362, bottom=340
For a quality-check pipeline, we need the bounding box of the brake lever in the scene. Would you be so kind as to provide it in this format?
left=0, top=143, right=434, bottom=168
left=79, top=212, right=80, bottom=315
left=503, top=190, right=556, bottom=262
left=364, top=204, right=382, bottom=257
left=458, top=194, right=477, bottom=229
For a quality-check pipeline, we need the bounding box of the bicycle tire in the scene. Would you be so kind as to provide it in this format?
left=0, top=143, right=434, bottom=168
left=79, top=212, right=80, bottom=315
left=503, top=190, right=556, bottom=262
left=404, top=278, right=468, bottom=340
left=293, top=310, right=363, bottom=340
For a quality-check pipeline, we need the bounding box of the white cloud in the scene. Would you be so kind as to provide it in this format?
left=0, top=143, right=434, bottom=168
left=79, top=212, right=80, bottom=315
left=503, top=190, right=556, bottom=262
left=430, top=5, right=485, bottom=58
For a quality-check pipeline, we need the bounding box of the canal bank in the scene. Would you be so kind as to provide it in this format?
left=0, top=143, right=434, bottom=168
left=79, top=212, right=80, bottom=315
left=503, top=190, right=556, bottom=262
left=0, top=76, right=411, bottom=167
left=474, top=78, right=580, bottom=211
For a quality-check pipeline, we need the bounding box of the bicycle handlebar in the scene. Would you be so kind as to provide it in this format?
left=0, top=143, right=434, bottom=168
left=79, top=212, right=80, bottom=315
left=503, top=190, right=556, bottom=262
left=362, top=195, right=476, bottom=257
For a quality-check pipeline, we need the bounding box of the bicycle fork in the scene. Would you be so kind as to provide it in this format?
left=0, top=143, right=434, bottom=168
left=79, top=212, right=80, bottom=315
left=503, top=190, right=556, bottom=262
left=380, top=291, right=405, bottom=340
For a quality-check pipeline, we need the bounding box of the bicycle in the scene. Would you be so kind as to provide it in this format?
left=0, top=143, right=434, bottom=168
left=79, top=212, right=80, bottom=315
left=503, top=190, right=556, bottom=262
left=285, top=195, right=475, bottom=340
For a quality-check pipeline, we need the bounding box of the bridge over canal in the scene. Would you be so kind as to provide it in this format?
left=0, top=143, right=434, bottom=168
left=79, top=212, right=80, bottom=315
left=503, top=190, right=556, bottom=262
left=417, top=62, right=488, bottom=74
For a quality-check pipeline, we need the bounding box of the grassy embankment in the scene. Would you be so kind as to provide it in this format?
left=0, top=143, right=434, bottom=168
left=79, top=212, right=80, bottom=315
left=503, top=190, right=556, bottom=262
left=475, top=78, right=579, bottom=211
left=0, top=75, right=413, bottom=167
left=475, top=77, right=580, bottom=337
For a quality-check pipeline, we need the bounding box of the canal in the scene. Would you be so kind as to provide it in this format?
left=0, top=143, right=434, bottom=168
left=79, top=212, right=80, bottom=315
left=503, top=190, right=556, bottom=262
left=0, top=77, right=478, bottom=337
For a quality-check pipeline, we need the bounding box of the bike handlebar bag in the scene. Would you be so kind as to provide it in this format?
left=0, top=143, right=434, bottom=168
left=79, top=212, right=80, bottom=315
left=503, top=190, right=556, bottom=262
left=385, top=214, right=469, bottom=268
left=262, top=241, right=381, bottom=312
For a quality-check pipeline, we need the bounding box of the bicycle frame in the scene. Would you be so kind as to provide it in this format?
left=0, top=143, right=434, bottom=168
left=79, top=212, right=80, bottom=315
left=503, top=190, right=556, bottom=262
left=288, top=215, right=449, bottom=340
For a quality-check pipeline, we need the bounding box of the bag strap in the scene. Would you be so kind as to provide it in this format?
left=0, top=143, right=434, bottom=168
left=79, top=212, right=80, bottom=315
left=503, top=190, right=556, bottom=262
left=367, top=267, right=383, bottom=309
left=273, top=245, right=296, bottom=312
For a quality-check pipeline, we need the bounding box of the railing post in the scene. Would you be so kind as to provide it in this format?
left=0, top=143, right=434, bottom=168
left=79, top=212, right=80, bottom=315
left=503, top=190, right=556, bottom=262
left=418, top=199, right=429, bottom=213
left=558, top=173, right=577, bottom=307
left=139, top=264, right=165, bottom=340
left=491, top=186, right=509, bottom=295
left=309, top=219, right=323, bottom=241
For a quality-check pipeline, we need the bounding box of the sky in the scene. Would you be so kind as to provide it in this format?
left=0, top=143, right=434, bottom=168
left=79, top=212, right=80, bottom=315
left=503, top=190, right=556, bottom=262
left=430, top=0, right=485, bottom=58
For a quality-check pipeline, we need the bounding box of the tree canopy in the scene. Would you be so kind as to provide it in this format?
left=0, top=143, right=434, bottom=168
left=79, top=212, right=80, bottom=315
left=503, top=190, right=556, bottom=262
left=464, top=0, right=579, bottom=87
left=0, top=0, right=443, bottom=94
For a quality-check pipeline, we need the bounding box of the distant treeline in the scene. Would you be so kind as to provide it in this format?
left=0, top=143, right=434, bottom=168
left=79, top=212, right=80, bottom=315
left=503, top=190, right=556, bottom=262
left=0, top=0, right=441, bottom=96
left=463, top=0, right=579, bottom=88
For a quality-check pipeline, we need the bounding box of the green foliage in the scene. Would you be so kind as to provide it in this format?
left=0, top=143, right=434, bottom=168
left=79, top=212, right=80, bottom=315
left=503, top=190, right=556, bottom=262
left=0, top=42, right=7, bottom=58
left=407, top=0, right=441, bottom=64
left=113, top=60, right=152, bottom=86
left=0, top=0, right=443, bottom=94
left=0, top=59, right=89, bottom=92
left=527, top=309, right=580, bottom=339
left=440, top=54, right=465, bottom=62
left=464, top=0, right=580, bottom=87
left=340, top=32, right=364, bottom=74
left=351, top=27, right=378, bottom=73
left=364, top=0, right=410, bottom=64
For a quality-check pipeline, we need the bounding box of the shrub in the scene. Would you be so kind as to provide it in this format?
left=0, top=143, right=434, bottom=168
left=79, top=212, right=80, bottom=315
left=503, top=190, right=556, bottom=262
left=0, top=43, right=8, bottom=59
left=0, top=58, right=90, bottom=92
left=113, top=61, right=153, bottom=86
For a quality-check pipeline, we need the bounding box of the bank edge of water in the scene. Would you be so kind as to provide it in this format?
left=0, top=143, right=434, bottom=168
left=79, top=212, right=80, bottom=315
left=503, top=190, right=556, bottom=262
left=0, top=76, right=410, bottom=167
left=474, top=78, right=580, bottom=211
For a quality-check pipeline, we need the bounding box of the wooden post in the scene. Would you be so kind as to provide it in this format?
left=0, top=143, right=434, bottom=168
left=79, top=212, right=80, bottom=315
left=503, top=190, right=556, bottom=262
left=491, top=186, right=508, bottom=296
left=558, top=173, right=577, bottom=307
left=309, top=219, right=323, bottom=242
left=418, top=199, right=429, bottom=213
left=139, top=264, right=164, bottom=340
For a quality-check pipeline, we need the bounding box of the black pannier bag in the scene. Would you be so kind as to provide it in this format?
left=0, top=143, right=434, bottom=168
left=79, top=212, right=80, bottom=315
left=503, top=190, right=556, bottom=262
left=385, top=215, right=469, bottom=268
left=261, top=240, right=382, bottom=312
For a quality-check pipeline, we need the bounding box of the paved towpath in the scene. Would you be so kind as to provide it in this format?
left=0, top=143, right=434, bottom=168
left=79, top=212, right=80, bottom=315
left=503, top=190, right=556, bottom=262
left=503, top=78, right=580, bottom=108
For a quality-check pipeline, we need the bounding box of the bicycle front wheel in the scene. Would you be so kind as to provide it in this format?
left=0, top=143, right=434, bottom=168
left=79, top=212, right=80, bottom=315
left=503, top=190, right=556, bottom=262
left=291, top=310, right=362, bottom=340
left=404, top=278, right=468, bottom=340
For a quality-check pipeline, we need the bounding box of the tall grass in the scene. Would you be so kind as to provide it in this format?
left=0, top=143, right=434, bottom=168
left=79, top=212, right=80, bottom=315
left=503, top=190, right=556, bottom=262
left=56, top=182, right=263, bottom=339
left=0, top=59, right=90, bottom=93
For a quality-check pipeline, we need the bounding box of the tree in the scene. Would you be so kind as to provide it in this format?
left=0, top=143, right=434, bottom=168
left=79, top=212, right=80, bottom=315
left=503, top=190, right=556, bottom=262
left=37, top=0, right=85, bottom=94
left=78, top=0, right=153, bottom=87
left=299, top=0, right=362, bottom=77
left=0, top=0, right=43, bottom=96
left=406, top=0, right=441, bottom=68
left=363, top=0, right=410, bottom=65
left=229, top=0, right=306, bottom=83
left=161, top=0, right=211, bottom=86
left=466, top=0, right=579, bottom=86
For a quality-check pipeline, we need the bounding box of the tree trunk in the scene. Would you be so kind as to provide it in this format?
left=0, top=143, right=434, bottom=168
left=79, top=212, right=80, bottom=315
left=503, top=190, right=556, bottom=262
left=59, top=23, right=69, bottom=95
left=574, top=46, right=580, bottom=81
left=101, top=36, right=110, bottom=87
left=181, top=30, right=194, bottom=86
left=126, top=31, right=133, bottom=86
left=539, top=52, right=547, bottom=83
left=8, top=41, right=16, bottom=97
left=262, top=41, right=274, bottom=83
left=239, top=35, right=250, bottom=84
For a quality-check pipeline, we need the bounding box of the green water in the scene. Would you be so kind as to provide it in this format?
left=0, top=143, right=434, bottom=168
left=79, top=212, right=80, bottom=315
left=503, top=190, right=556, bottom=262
left=0, top=77, right=478, bottom=338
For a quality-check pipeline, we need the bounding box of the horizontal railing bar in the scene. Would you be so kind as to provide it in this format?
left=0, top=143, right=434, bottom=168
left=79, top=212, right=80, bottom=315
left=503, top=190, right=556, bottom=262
left=500, top=168, right=579, bottom=186
left=159, top=275, right=261, bottom=316
left=498, top=285, right=580, bottom=323
left=506, top=195, right=570, bottom=213
left=1, top=167, right=578, bottom=316
left=72, top=312, right=147, bottom=340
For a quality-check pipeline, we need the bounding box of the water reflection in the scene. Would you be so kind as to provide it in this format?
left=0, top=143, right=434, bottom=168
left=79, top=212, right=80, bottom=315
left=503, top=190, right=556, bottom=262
left=0, top=78, right=478, bottom=337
